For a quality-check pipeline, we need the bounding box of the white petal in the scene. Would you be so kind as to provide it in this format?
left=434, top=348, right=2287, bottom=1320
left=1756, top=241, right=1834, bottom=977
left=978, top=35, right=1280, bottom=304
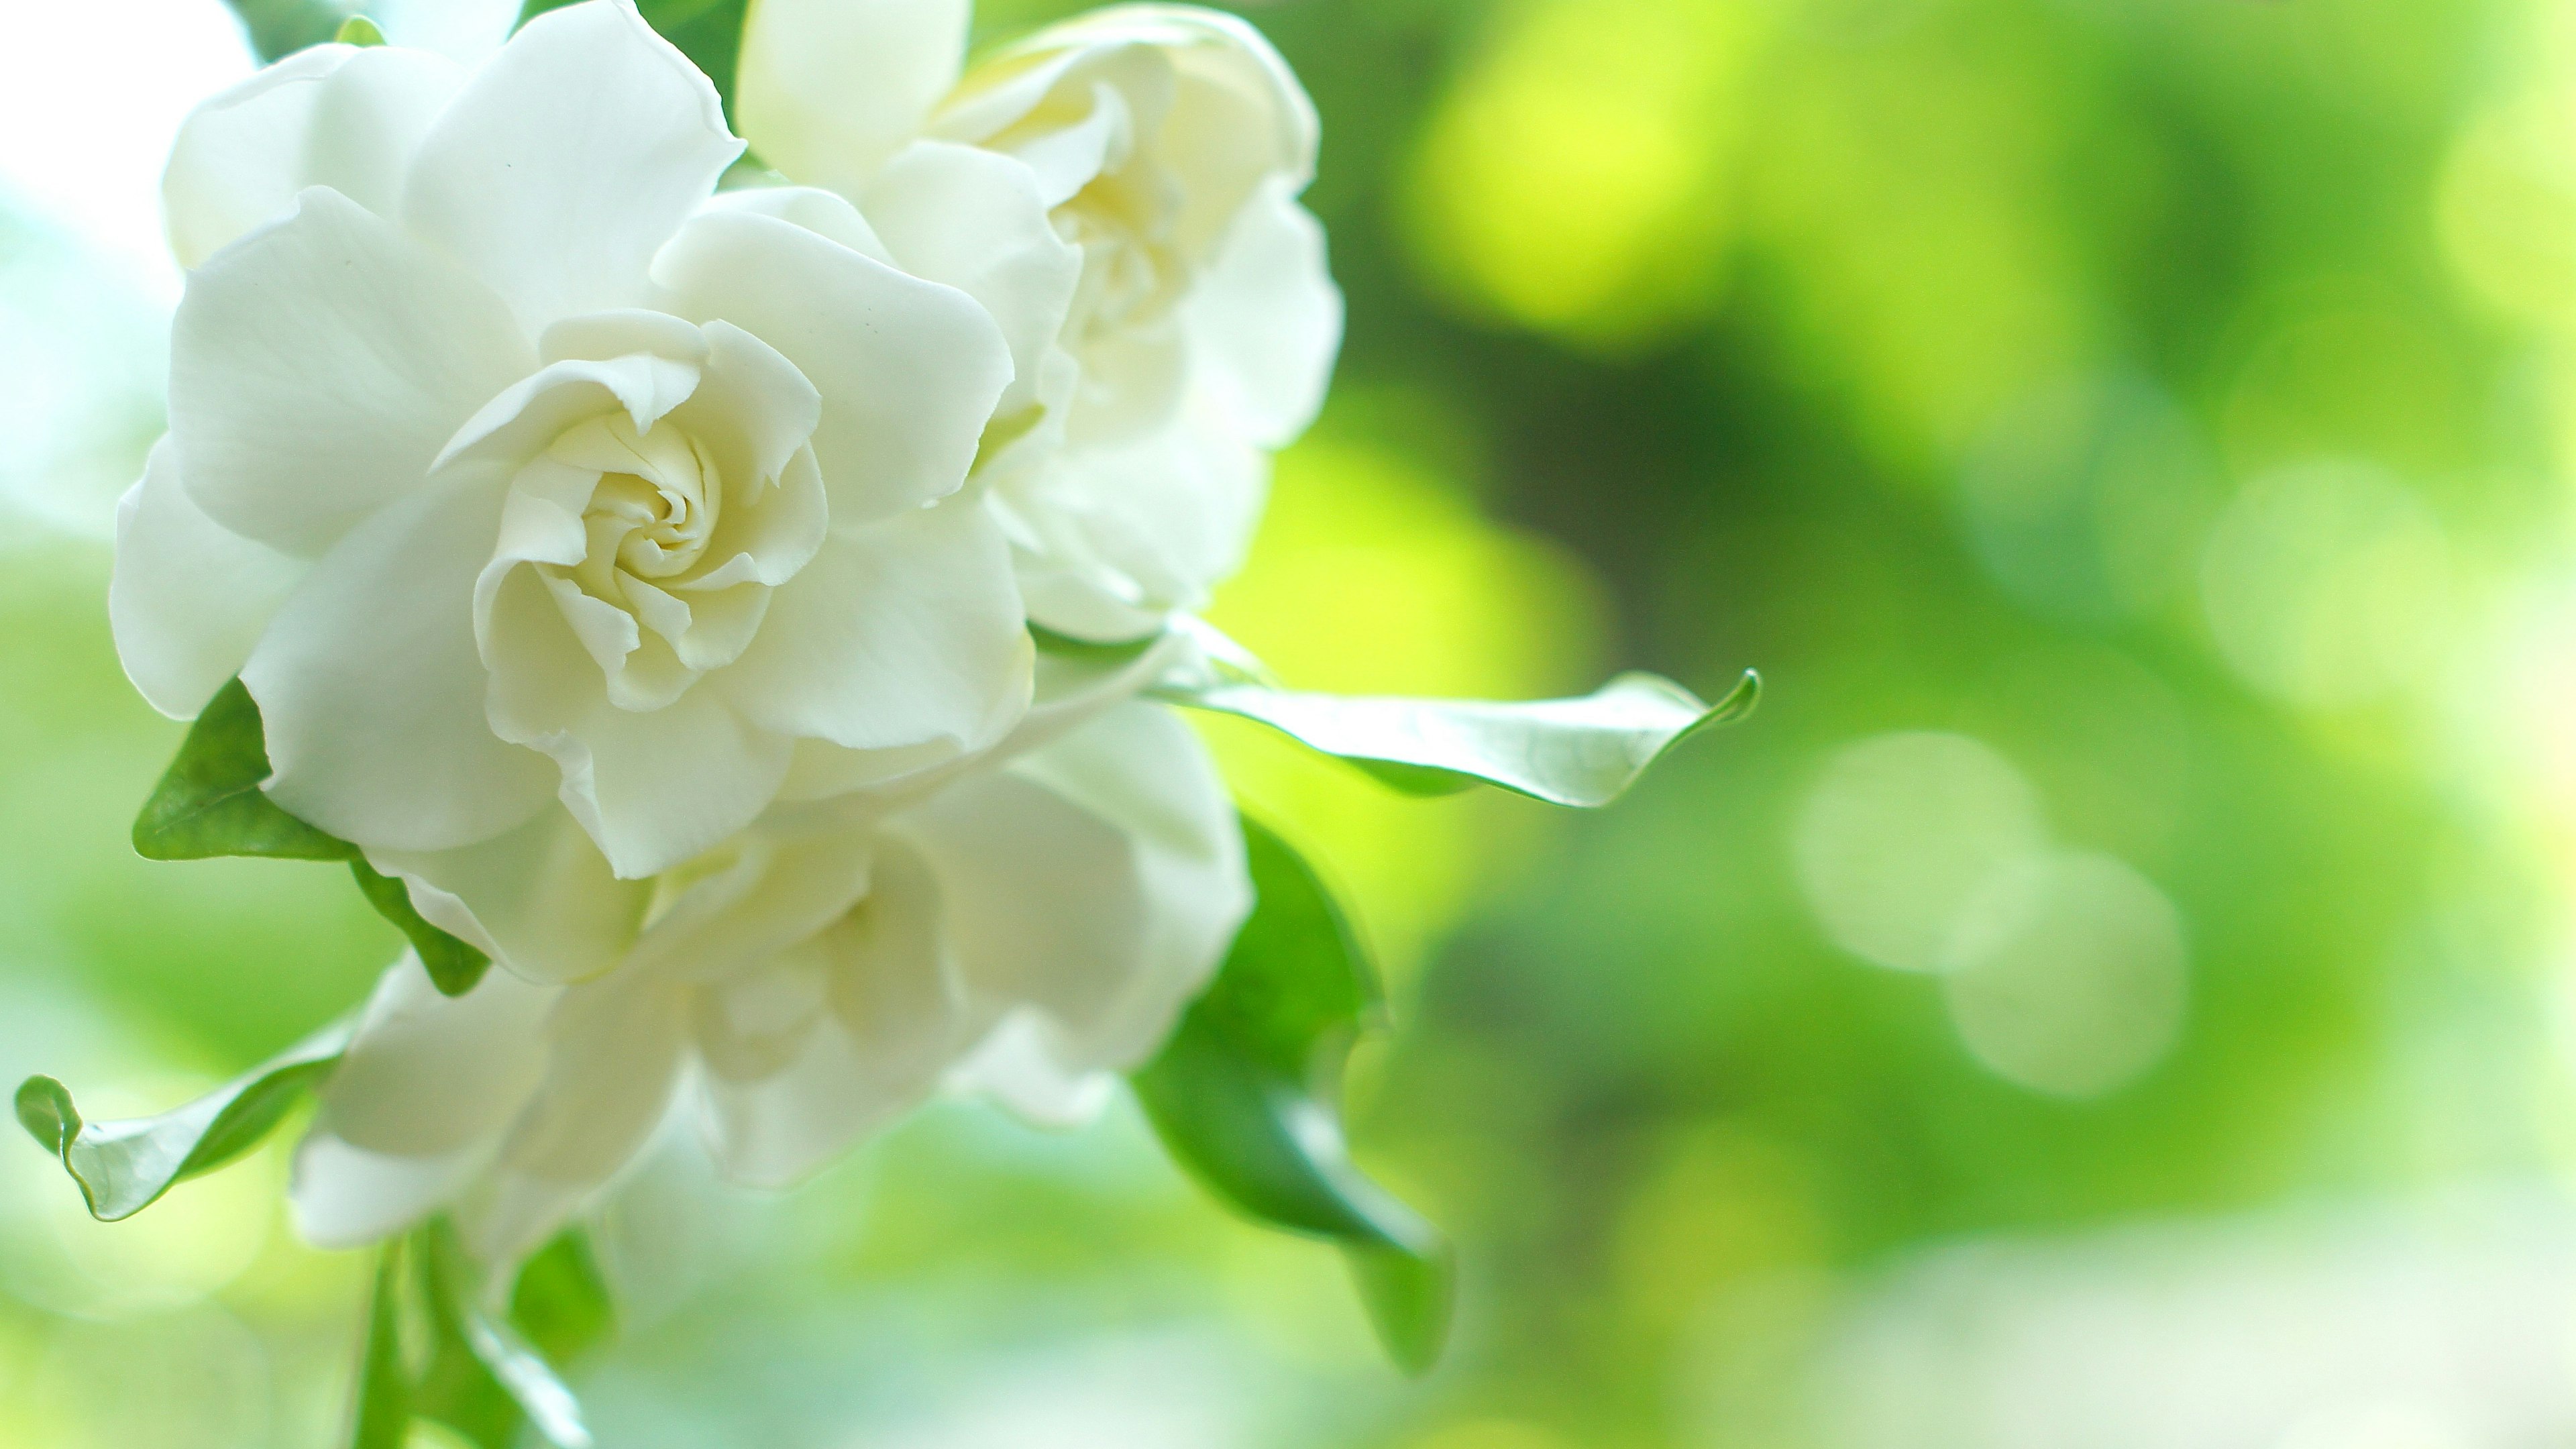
left=652, top=205, right=1011, bottom=523
left=669, top=321, right=826, bottom=533
left=625, top=824, right=871, bottom=989
left=436, top=351, right=704, bottom=473
left=290, top=1129, right=490, bottom=1250
left=862, top=141, right=1081, bottom=421
left=1186, top=178, right=1340, bottom=447
left=403, top=0, right=742, bottom=333
left=736, top=0, right=967, bottom=197
left=315, top=953, right=558, bottom=1156
left=940, top=8, right=1317, bottom=245
left=168, top=186, right=531, bottom=555
left=110, top=437, right=307, bottom=719
left=942, top=1011, right=1118, bottom=1128
left=718, top=500, right=1032, bottom=757
left=519, top=669, right=795, bottom=881
left=366, top=807, right=651, bottom=986
left=247, top=472, right=560, bottom=851
left=165, top=43, right=467, bottom=270
left=701, top=183, right=894, bottom=263
left=896, top=701, right=1248, bottom=1089
left=1007, top=404, right=1268, bottom=634
left=695, top=839, right=966, bottom=1187
left=470, top=976, right=688, bottom=1262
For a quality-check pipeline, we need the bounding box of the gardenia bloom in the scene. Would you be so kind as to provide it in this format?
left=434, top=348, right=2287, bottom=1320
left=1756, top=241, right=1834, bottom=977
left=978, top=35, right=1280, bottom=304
left=113, top=0, right=1034, bottom=883
left=739, top=0, right=1344, bottom=641
left=289, top=701, right=1249, bottom=1264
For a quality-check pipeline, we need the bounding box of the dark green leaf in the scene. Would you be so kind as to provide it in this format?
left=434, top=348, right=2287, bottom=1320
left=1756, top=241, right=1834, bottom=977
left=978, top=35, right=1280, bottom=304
left=1131, top=816, right=1454, bottom=1373
left=133, top=678, right=357, bottom=863
left=352, top=860, right=492, bottom=998
left=519, top=0, right=749, bottom=121
left=15, top=1026, right=348, bottom=1221
left=1156, top=669, right=1762, bottom=807
left=334, top=13, right=385, bottom=45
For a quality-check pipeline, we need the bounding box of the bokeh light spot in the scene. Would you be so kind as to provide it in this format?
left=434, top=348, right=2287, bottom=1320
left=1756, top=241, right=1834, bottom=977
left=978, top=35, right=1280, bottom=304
left=1794, top=732, right=2047, bottom=973
left=2199, top=460, right=2452, bottom=708
left=1940, top=852, right=2188, bottom=1098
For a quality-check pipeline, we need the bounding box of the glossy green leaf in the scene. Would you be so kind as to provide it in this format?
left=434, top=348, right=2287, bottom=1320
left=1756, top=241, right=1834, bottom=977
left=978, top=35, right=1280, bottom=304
left=519, top=0, right=749, bottom=119
left=224, top=0, right=360, bottom=61
left=1132, top=816, right=1454, bottom=1373
left=15, top=1024, right=349, bottom=1221
left=334, top=13, right=386, bottom=45
left=133, top=678, right=358, bottom=863
left=352, top=859, right=492, bottom=997
left=1156, top=668, right=1760, bottom=807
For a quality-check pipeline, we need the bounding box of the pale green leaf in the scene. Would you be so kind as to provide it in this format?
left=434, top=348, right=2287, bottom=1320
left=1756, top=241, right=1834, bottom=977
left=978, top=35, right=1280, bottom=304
left=14, top=1024, right=348, bottom=1221
left=1131, top=816, right=1454, bottom=1373
left=335, top=13, right=386, bottom=44
left=1156, top=669, right=1759, bottom=806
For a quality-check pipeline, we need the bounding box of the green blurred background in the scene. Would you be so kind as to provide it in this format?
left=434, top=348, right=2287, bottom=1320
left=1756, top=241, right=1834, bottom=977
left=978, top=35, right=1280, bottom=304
left=9, top=0, right=2576, bottom=1443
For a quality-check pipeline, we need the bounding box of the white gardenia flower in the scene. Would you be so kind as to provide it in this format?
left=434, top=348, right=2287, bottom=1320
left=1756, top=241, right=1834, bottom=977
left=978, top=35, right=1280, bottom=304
left=288, top=701, right=1250, bottom=1264
left=112, top=0, right=1036, bottom=884
left=738, top=0, right=1345, bottom=641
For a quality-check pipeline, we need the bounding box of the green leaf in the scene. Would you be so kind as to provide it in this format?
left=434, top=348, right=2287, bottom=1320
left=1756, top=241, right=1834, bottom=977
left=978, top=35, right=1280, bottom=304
left=519, top=0, right=749, bottom=120
left=223, top=0, right=360, bottom=62
left=418, top=1224, right=592, bottom=1449
left=350, top=1244, right=413, bottom=1449
left=1131, top=816, right=1454, bottom=1374
left=133, top=679, right=490, bottom=995
left=1030, top=622, right=1169, bottom=665
left=340, top=1224, right=602, bottom=1449
left=334, top=13, right=386, bottom=45
left=15, top=1025, right=349, bottom=1221
left=1158, top=668, right=1759, bottom=806
left=509, top=1231, right=616, bottom=1366
left=352, top=860, right=492, bottom=997
left=133, top=678, right=358, bottom=863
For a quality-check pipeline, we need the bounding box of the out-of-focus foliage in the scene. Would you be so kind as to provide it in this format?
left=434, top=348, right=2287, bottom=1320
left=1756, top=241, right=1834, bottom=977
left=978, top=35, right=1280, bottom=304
left=13, top=0, right=2576, bottom=1444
